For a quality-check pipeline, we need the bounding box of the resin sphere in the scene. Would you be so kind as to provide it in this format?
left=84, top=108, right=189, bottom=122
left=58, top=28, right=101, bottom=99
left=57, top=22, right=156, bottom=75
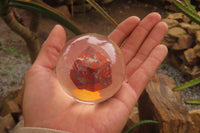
left=56, top=33, right=125, bottom=104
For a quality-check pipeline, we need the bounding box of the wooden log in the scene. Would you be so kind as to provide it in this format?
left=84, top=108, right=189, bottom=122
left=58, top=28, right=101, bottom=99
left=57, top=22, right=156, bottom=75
left=189, top=110, right=200, bottom=132
left=138, top=73, right=198, bottom=133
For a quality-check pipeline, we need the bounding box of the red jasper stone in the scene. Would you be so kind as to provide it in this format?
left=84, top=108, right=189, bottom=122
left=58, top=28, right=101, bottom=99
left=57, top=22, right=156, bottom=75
left=70, top=46, right=112, bottom=91
left=56, top=33, right=125, bottom=104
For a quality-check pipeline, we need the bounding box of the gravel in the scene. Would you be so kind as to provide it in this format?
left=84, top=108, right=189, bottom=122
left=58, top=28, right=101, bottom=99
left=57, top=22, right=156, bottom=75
left=0, top=50, right=31, bottom=96
left=157, top=60, right=200, bottom=110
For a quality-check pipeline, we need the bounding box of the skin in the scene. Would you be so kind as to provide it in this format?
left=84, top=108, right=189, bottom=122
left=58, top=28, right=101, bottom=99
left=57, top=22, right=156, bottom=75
left=23, top=12, right=168, bottom=133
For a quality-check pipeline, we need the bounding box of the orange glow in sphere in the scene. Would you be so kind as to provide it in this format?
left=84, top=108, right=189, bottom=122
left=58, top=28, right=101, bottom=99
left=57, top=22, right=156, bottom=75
left=56, top=33, right=125, bottom=104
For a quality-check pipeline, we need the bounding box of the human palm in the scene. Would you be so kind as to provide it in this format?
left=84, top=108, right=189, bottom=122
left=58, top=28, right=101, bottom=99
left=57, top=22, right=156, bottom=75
left=23, top=13, right=168, bottom=133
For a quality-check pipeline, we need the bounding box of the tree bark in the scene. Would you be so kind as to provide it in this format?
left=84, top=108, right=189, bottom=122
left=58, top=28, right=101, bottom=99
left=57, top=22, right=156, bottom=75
left=2, top=9, right=40, bottom=63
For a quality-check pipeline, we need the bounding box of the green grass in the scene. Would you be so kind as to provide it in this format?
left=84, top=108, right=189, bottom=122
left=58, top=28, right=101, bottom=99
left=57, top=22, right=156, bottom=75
left=8, top=66, right=14, bottom=71
left=0, top=45, right=25, bottom=58
left=158, top=63, right=165, bottom=69
left=2, top=70, right=9, bottom=76
left=0, top=46, right=18, bottom=54
left=11, top=73, right=17, bottom=84
left=173, top=77, right=200, bottom=91
left=1, top=65, right=14, bottom=76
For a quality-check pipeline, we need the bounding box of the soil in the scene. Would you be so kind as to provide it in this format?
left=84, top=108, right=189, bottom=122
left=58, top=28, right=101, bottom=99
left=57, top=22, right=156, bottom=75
left=0, top=0, right=199, bottom=110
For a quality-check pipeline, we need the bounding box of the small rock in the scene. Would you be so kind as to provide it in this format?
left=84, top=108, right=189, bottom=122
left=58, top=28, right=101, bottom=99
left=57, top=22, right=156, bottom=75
left=14, top=86, right=24, bottom=108
left=180, top=23, right=200, bottom=34
left=174, top=35, right=194, bottom=50
left=168, top=27, right=186, bottom=38
left=184, top=48, right=197, bottom=65
left=162, top=40, right=175, bottom=48
left=196, top=31, right=200, bottom=43
left=179, top=22, right=191, bottom=29
left=0, top=87, right=22, bottom=111
left=170, top=35, right=193, bottom=50
left=162, top=19, right=179, bottom=28
left=162, top=35, right=177, bottom=48
left=193, top=44, right=200, bottom=57
left=189, top=24, right=200, bottom=34
left=1, top=100, right=21, bottom=117
left=191, top=66, right=200, bottom=78
left=182, top=15, right=190, bottom=23
left=180, top=64, right=192, bottom=75
left=164, top=35, right=177, bottom=42
left=0, top=114, right=16, bottom=133
left=167, top=13, right=184, bottom=20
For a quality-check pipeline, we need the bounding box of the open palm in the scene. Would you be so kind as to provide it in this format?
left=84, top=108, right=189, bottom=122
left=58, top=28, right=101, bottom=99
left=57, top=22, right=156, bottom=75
left=23, top=13, right=168, bottom=133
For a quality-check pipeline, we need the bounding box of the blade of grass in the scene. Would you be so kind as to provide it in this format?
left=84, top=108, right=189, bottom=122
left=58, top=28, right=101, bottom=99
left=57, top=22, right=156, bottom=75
left=9, top=0, right=83, bottom=35
left=173, top=77, right=200, bottom=91
left=185, top=99, right=200, bottom=105
left=86, top=0, right=118, bottom=26
left=183, top=0, right=197, bottom=13
left=173, top=0, right=200, bottom=25
left=124, top=120, right=160, bottom=133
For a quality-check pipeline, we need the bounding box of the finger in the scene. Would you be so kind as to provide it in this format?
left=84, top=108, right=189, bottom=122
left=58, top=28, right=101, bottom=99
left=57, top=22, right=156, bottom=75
left=121, top=12, right=161, bottom=64
left=126, top=22, right=168, bottom=78
left=34, top=25, right=66, bottom=69
left=129, top=45, right=168, bottom=96
left=108, top=16, right=140, bottom=46
left=114, top=45, right=168, bottom=111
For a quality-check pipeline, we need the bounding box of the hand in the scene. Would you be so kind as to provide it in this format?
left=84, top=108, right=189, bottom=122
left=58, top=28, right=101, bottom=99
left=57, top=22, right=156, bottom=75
left=23, top=12, right=168, bottom=133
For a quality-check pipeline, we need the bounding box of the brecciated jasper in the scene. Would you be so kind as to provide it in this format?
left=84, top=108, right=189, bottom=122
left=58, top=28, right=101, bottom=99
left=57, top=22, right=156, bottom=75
left=56, top=33, right=125, bottom=104
left=70, top=46, right=112, bottom=92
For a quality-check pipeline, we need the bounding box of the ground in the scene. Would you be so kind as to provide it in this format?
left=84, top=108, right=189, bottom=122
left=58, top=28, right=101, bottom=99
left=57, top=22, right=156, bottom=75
left=0, top=0, right=199, bottom=110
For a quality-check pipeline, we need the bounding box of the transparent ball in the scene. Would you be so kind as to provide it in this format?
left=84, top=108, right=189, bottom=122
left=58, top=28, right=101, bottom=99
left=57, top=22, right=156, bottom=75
left=56, top=33, right=125, bottom=104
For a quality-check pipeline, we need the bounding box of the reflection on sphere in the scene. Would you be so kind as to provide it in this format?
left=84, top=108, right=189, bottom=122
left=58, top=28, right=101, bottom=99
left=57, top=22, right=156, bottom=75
left=56, top=33, right=125, bottom=104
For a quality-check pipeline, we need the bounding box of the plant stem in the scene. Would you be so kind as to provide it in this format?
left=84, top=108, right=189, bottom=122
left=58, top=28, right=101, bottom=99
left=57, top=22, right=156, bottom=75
left=86, top=0, right=118, bottom=27
left=2, top=10, right=40, bottom=63
left=9, top=0, right=83, bottom=35
left=173, top=77, right=200, bottom=91
left=173, top=0, right=200, bottom=25
left=185, top=99, right=200, bottom=105
left=125, top=120, right=160, bottom=133
left=29, top=11, right=40, bottom=33
left=30, top=0, right=41, bottom=33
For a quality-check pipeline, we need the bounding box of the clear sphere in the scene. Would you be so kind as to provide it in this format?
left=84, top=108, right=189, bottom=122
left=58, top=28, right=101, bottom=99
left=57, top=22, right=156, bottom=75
left=56, top=33, right=125, bottom=104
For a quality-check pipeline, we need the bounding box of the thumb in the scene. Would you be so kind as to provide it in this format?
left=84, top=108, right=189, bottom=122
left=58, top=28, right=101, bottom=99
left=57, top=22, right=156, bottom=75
left=34, top=25, right=66, bottom=69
